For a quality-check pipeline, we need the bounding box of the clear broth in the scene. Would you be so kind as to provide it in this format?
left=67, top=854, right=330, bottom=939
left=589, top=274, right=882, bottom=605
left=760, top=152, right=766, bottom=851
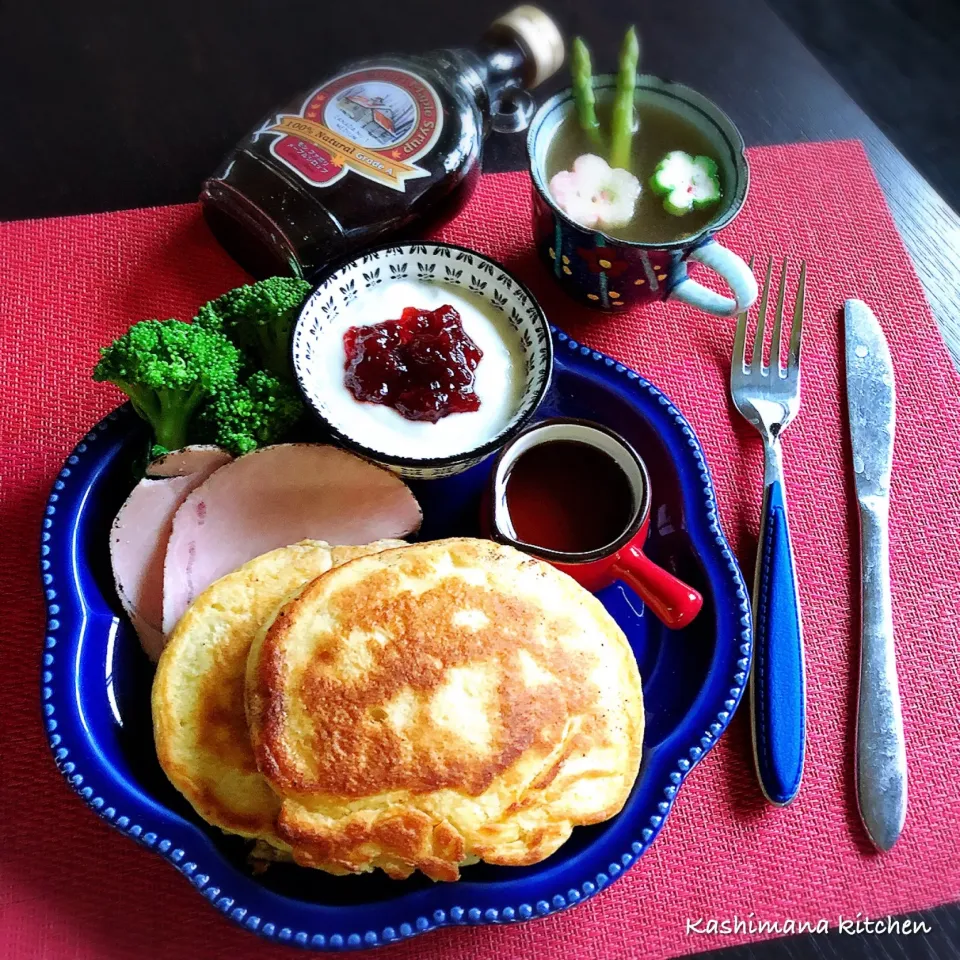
left=544, top=101, right=722, bottom=244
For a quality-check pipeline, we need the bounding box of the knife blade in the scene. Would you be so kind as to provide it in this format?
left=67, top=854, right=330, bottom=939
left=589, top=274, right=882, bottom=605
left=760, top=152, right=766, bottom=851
left=844, top=298, right=907, bottom=851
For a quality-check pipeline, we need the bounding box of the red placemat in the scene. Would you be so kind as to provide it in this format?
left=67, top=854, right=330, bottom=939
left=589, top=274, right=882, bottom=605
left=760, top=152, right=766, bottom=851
left=2, top=140, right=959, bottom=959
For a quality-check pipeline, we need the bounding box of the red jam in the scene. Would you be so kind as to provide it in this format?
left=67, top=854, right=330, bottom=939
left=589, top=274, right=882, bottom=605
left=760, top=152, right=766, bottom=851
left=343, top=305, right=483, bottom=423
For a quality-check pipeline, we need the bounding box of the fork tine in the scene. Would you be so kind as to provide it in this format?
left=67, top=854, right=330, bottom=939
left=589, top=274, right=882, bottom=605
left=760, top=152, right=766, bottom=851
left=752, top=257, right=773, bottom=373
left=770, top=257, right=788, bottom=375
left=731, top=254, right=754, bottom=377
left=788, top=261, right=806, bottom=374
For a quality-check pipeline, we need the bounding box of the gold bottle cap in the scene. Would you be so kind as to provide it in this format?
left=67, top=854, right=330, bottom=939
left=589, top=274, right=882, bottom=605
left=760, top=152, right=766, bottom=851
left=489, top=5, right=565, bottom=89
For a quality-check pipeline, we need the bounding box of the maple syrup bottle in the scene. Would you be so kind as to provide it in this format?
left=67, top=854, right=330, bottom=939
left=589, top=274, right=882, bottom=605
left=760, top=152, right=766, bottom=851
left=201, top=6, right=564, bottom=280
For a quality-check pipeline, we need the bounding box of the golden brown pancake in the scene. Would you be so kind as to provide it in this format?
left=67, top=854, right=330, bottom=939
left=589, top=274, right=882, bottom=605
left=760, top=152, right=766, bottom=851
left=152, top=539, right=406, bottom=846
left=245, top=537, right=644, bottom=881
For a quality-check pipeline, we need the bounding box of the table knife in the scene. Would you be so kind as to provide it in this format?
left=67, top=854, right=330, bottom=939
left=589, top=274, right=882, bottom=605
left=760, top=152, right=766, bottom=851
left=844, top=298, right=907, bottom=851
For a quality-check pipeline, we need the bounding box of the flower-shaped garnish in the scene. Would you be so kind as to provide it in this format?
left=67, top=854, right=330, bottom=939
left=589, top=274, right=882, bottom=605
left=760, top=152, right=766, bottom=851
left=577, top=246, right=629, bottom=277
left=548, top=154, right=642, bottom=230
left=650, top=151, right=722, bottom=216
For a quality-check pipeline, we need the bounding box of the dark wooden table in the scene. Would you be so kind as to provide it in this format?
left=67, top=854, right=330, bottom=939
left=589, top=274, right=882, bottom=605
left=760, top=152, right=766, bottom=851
left=1, top=1, right=958, bottom=957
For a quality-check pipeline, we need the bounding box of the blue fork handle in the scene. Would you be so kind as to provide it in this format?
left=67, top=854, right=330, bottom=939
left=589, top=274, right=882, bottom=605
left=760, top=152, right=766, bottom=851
left=751, top=477, right=806, bottom=806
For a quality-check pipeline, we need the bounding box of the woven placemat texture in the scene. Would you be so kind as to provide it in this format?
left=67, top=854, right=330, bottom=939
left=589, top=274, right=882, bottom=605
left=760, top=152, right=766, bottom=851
left=1, top=141, right=958, bottom=959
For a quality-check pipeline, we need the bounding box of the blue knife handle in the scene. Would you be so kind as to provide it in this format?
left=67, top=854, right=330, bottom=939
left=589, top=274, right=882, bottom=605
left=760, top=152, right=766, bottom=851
left=751, top=477, right=806, bottom=806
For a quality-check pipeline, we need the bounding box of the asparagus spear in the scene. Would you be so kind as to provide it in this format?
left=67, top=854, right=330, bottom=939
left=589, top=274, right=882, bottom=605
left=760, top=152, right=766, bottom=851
left=571, top=37, right=602, bottom=147
left=609, top=26, right=640, bottom=171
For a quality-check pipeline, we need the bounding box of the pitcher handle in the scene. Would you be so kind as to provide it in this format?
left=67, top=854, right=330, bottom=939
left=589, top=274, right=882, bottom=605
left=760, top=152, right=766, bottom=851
left=669, top=239, right=758, bottom=318
left=612, top=543, right=703, bottom=630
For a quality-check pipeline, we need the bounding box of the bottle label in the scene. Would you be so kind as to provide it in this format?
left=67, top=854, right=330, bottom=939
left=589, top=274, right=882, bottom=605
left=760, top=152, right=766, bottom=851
left=266, top=67, right=444, bottom=192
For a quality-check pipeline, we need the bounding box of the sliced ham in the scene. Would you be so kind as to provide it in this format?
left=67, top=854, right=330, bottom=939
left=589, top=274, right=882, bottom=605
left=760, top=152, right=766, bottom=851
left=162, top=443, right=422, bottom=635
left=146, top=445, right=233, bottom=479
left=111, top=446, right=232, bottom=661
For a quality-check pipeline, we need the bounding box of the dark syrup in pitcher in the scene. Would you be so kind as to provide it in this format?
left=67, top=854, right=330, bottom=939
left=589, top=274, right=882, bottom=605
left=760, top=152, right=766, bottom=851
left=505, top=440, right=635, bottom=554
left=201, top=7, right=563, bottom=279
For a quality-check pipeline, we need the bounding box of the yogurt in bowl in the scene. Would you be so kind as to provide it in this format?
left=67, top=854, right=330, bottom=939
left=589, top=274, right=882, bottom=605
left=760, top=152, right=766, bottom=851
left=292, top=243, right=553, bottom=478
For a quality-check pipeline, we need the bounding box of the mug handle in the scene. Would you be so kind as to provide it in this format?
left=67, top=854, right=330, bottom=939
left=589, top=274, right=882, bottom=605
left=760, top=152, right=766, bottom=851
left=669, top=239, right=758, bottom=318
left=611, top=543, right=704, bottom=630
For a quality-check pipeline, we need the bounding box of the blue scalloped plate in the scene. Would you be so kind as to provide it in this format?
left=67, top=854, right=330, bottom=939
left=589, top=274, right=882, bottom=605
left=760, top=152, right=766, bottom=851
left=40, top=327, right=751, bottom=951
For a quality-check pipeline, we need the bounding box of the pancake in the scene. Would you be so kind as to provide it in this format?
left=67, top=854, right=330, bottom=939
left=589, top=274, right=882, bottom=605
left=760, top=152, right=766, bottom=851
left=152, top=538, right=406, bottom=846
left=245, top=537, right=644, bottom=881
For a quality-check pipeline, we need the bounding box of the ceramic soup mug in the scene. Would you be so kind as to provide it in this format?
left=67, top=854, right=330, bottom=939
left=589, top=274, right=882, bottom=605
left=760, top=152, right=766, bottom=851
left=527, top=74, right=757, bottom=317
left=486, top=418, right=703, bottom=630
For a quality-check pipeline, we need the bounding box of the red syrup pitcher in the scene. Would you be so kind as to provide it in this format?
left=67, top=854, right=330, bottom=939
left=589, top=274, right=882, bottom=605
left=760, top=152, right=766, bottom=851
left=486, top=418, right=703, bottom=629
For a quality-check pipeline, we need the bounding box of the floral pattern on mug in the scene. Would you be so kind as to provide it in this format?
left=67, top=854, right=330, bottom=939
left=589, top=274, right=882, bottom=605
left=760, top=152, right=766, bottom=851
left=577, top=247, right=629, bottom=277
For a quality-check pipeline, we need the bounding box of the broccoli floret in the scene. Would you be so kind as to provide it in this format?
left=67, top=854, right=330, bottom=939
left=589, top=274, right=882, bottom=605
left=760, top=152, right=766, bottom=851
left=194, top=370, right=304, bottom=455
left=93, top=318, right=241, bottom=454
left=194, top=276, right=312, bottom=379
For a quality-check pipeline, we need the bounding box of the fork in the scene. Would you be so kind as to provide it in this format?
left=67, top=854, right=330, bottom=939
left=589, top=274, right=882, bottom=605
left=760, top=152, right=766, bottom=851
left=731, top=256, right=806, bottom=807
